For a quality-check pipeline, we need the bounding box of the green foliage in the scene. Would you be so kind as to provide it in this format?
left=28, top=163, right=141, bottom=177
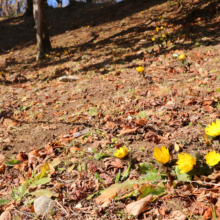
left=5, top=159, right=20, bottom=167
left=175, top=166, right=192, bottom=181
left=138, top=163, right=165, bottom=182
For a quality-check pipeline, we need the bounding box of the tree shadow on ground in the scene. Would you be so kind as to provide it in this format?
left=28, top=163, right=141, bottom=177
left=0, top=0, right=220, bottom=84
left=0, top=0, right=167, bottom=56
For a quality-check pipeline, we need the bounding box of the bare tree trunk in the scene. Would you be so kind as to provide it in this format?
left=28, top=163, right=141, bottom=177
left=56, top=0, right=62, bottom=7
left=0, top=0, right=3, bottom=16
left=33, top=0, right=51, bottom=59
left=25, top=0, right=33, bottom=16
left=17, top=1, right=21, bottom=14
left=4, top=0, right=9, bottom=16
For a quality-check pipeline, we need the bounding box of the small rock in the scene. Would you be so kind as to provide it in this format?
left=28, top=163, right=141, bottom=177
left=75, top=203, right=82, bottom=208
left=34, top=196, right=55, bottom=217
left=166, top=210, right=186, bottom=220
left=58, top=75, right=80, bottom=82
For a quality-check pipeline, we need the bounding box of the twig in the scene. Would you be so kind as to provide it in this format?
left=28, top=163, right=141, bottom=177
left=55, top=200, right=69, bottom=217
left=187, top=180, right=220, bottom=186
left=14, top=209, right=36, bottom=219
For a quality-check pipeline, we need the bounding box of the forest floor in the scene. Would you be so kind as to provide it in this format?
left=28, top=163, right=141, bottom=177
left=0, top=0, right=220, bottom=219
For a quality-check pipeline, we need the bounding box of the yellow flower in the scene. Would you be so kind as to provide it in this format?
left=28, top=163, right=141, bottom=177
left=64, top=50, right=68, bottom=55
left=160, top=26, right=164, bottom=30
left=205, top=151, right=220, bottom=166
left=156, top=27, right=160, bottom=32
left=179, top=53, right=186, bottom=60
left=10, top=51, right=13, bottom=54
left=56, top=53, right=60, bottom=57
left=177, top=153, right=196, bottom=173
left=160, top=38, right=164, bottom=41
left=141, top=11, right=143, bottom=14
left=152, top=37, right=156, bottom=42
left=205, top=120, right=220, bottom=137
left=153, top=146, right=170, bottom=164
left=162, top=34, right=166, bottom=38
left=136, top=66, right=144, bottom=73
left=87, top=26, right=90, bottom=28
left=114, top=146, right=128, bottom=158
left=164, top=23, right=167, bottom=27
left=46, top=54, right=49, bottom=57
left=164, top=11, right=167, bottom=14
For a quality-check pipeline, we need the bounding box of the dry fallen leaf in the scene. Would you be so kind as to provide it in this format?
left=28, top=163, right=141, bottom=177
left=111, top=158, right=123, bottom=168
left=165, top=210, right=186, bottom=220
left=119, top=127, right=137, bottom=136
left=0, top=211, right=11, bottom=220
left=174, top=143, right=180, bottom=152
left=0, top=161, right=5, bottom=174
left=0, top=154, right=5, bottom=161
left=203, top=208, right=212, bottom=219
left=126, top=194, right=153, bottom=217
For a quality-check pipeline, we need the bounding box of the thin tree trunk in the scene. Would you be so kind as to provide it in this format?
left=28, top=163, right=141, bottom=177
left=33, top=0, right=51, bottom=59
left=25, top=0, right=33, bottom=16
left=56, top=0, right=62, bottom=7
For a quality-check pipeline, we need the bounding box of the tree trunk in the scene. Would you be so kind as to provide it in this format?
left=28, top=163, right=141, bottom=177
left=33, top=0, right=51, bottom=59
left=25, top=0, right=33, bottom=16
left=56, top=0, right=62, bottom=7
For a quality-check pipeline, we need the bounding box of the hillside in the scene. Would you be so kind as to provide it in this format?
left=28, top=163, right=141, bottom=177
left=0, top=0, right=220, bottom=219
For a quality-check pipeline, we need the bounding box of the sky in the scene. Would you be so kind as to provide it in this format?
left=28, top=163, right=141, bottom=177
left=47, top=0, right=123, bottom=8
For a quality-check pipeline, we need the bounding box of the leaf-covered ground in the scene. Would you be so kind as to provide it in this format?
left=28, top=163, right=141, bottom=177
left=0, top=0, right=220, bottom=219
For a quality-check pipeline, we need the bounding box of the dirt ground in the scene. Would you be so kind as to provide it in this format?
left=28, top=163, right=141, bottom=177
left=0, top=0, right=220, bottom=219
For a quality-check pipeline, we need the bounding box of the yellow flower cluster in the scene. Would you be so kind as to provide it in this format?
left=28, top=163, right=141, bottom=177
left=156, top=27, right=160, bottom=32
left=205, top=151, right=220, bottom=166
left=136, top=66, right=144, bottom=73
left=179, top=53, right=186, bottom=60
left=205, top=120, right=220, bottom=137
left=153, top=146, right=170, bottom=164
left=114, top=146, right=128, bottom=158
left=153, top=146, right=196, bottom=173
left=176, top=153, right=196, bottom=173
left=153, top=145, right=220, bottom=174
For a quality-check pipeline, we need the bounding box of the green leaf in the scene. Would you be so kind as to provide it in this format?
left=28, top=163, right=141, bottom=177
left=94, top=172, right=104, bottom=183
left=141, top=170, right=164, bottom=182
left=77, top=164, right=81, bottom=172
left=67, top=164, right=76, bottom=173
left=216, top=88, right=220, bottom=93
left=31, top=189, right=58, bottom=197
left=139, top=185, right=165, bottom=199
left=0, top=199, right=10, bottom=206
left=87, top=107, right=98, bottom=116
left=138, top=163, right=164, bottom=182
left=12, top=190, right=19, bottom=200
left=172, top=53, right=179, bottom=57
left=175, top=166, right=191, bottom=181
left=95, top=180, right=163, bottom=205
left=121, top=165, right=131, bottom=181
left=30, top=177, right=51, bottom=187
left=87, top=190, right=102, bottom=200
left=51, top=158, right=62, bottom=167
left=5, top=159, right=20, bottom=167
left=57, top=168, right=66, bottom=171
left=115, top=171, right=121, bottom=183
left=17, top=186, right=25, bottom=195
left=138, top=163, right=154, bottom=174
left=188, top=164, right=212, bottom=176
